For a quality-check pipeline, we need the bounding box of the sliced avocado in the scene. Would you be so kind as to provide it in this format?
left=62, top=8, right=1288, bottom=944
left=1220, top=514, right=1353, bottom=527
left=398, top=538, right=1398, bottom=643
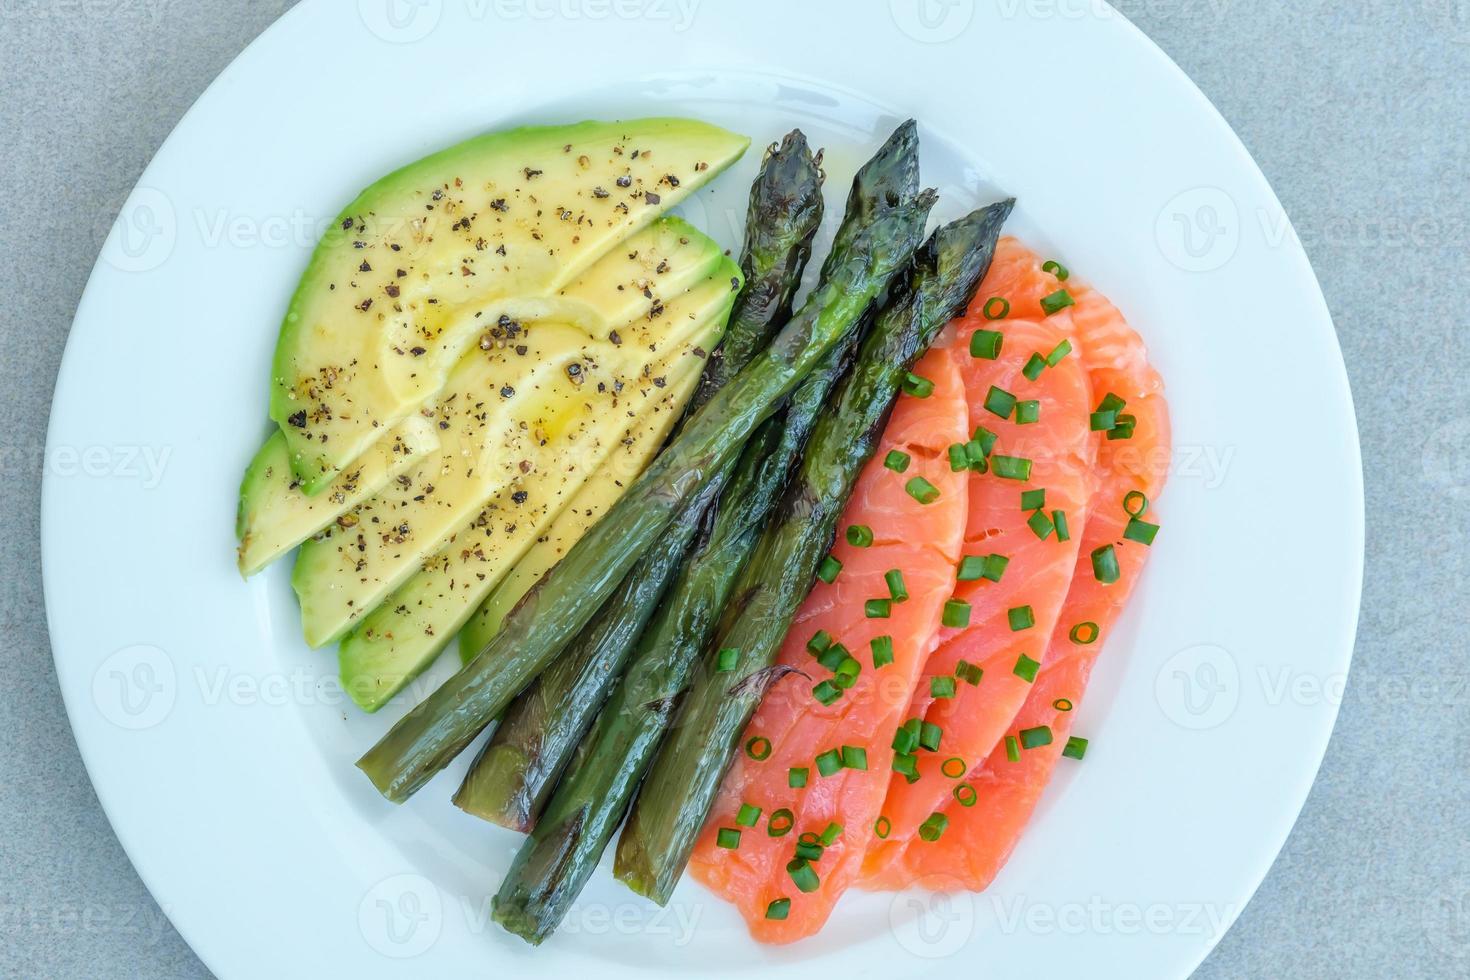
left=270, top=117, right=749, bottom=494
left=292, top=219, right=740, bottom=648
left=236, top=417, right=439, bottom=576
left=337, top=319, right=715, bottom=712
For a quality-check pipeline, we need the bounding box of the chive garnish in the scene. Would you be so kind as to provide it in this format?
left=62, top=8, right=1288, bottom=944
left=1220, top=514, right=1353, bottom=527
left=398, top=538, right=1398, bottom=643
left=990, top=455, right=1033, bottom=481
left=1004, top=735, right=1020, bottom=762
left=1027, top=509, right=1055, bottom=539
left=1008, top=605, right=1035, bottom=631
left=884, top=449, right=911, bottom=473
left=1069, top=621, right=1099, bottom=644
left=1040, top=289, right=1074, bottom=315
left=918, top=813, right=949, bottom=842
left=766, top=898, right=791, bottom=920
left=745, top=736, right=772, bottom=760
left=1019, top=725, right=1053, bottom=749
left=970, top=328, right=1004, bottom=359
left=983, top=385, right=1017, bottom=419
left=1053, top=509, right=1070, bottom=541
left=930, top=675, right=956, bottom=699
left=1022, top=352, right=1047, bottom=381
left=1015, top=400, right=1040, bottom=425
left=736, top=804, right=762, bottom=826
left=1053, top=697, right=1074, bottom=712
left=981, top=553, right=1009, bottom=581
left=786, top=859, right=819, bottom=893
left=874, top=816, right=892, bottom=839
left=1108, top=414, right=1137, bottom=440
left=840, top=745, right=868, bottom=771
left=1124, top=517, right=1160, bottom=545
left=817, top=554, right=842, bottom=584
left=1089, top=410, right=1117, bottom=432
left=1097, top=392, right=1127, bottom=414
left=806, top=629, right=832, bottom=654
left=871, top=635, right=895, bottom=668
left=1013, top=653, right=1040, bottom=683
left=820, top=822, right=843, bottom=846
left=954, top=784, right=977, bottom=807
left=716, top=647, right=739, bottom=672
left=1046, top=339, right=1072, bottom=365
left=941, top=757, right=966, bottom=778
left=892, top=752, right=918, bottom=782
left=1042, top=259, right=1070, bottom=281
left=865, top=598, right=892, bottom=619
left=1021, top=488, right=1046, bottom=510
left=956, top=659, right=984, bottom=685
left=1092, top=544, right=1120, bottom=583
left=815, top=749, right=843, bottom=777
left=892, top=723, right=918, bottom=755
left=971, top=425, right=998, bottom=457
left=982, top=297, right=1010, bottom=320
left=789, top=767, right=809, bottom=788
left=902, top=372, right=934, bottom=398
left=812, top=680, right=842, bottom=705
left=957, top=555, right=987, bottom=581
left=885, top=569, right=908, bottom=602
left=942, top=598, right=971, bottom=629
left=816, top=645, right=848, bottom=672
left=717, top=827, right=741, bottom=849
left=1123, top=490, right=1149, bottom=517
left=794, top=840, right=823, bottom=862
left=846, top=524, right=874, bottom=547
left=919, top=721, right=942, bottom=752
left=1063, top=736, right=1089, bottom=760
left=768, top=809, right=794, bottom=836
left=905, top=477, right=940, bottom=505
left=947, top=443, right=970, bottom=471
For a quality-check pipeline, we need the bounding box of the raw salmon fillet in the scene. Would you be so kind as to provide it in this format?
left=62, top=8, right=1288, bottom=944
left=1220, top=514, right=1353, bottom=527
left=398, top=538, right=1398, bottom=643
left=861, top=245, right=1096, bottom=882
left=863, top=238, right=1170, bottom=890
left=687, top=347, right=969, bottom=942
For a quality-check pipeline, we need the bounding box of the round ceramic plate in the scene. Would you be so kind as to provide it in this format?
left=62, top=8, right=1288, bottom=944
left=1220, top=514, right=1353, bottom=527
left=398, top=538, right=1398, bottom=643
left=43, top=1, right=1362, bottom=977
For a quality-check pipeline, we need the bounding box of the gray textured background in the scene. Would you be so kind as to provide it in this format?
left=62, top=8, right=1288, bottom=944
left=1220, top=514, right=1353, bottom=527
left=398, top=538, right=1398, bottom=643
left=3, top=1, right=1467, bottom=977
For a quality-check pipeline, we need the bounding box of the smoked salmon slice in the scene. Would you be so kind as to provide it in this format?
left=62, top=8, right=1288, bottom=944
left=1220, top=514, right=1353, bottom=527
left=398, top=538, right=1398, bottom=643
left=862, top=239, right=1170, bottom=891
left=860, top=245, right=1096, bottom=882
left=687, top=346, right=969, bottom=942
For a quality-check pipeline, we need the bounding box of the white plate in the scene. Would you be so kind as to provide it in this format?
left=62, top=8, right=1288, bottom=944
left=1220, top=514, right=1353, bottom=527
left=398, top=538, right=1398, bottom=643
left=43, top=2, right=1362, bottom=977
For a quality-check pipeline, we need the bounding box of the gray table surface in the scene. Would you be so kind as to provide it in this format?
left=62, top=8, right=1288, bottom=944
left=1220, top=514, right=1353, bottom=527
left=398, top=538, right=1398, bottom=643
left=3, top=2, right=1467, bottom=977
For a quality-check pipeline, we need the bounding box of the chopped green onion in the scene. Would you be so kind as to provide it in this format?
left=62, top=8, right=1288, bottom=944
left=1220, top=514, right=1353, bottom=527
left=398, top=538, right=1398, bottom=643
left=947, top=443, right=970, bottom=471
left=1070, top=622, right=1100, bottom=645
left=840, top=745, right=868, bottom=771
left=1022, top=352, right=1047, bottom=381
left=817, top=554, right=842, bottom=584
left=736, top=803, right=762, bottom=827
left=806, top=629, right=833, bottom=655
left=983, top=385, right=1017, bottom=419
left=941, top=757, right=967, bottom=778
left=902, top=372, right=934, bottom=398
left=1107, top=417, right=1137, bottom=441
left=768, top=808, right=794, bottom=836
left=812, top=680, right=842, bottom=706
left=954, top=784, right=977, bottom=807
left=1042, top=259, right=1070, bottom=280
left=716, top=827, right=742, bottom=849
left=794, top=840, right=824, bottom=862
left=1019, top=725, right=1053, bottom=749
left=930, top=675, right=956, bottom=699
left=1053, top=697, right=1074, bottom=712
left=971, top=425, right=998, bottom=457
left=1015, top=400, right=1040, bottom=425
left=846, top=524, right=874, bottom=547
left=865, top=598, right=892, bottom=619
left=982, top=297, right=1010, bottom=320
left=942, top=598, right=971, bottom=629
left=1040, top=289, right=1075, bottom=315
left=1027, top=509, right=1055, bottom=540
left=1004, top=735, right=1020, bottom=762
left=787, top=859, right=820, bottom=893
left=1092, top=544, right=1120, bottom=583
left=918, top=813, right=949, bottom=842
left=871, top=635, right=895, bottom=669
left=1123, top=491, right=1149, bottom=518
left=965, top=443, right=989, bottom=472
left=892, top=723, right=919, bottom=755
left=788, top=767, right=809, bottom=788
left=990, top=455, right=1033, bottom=481
left=885, top=569, right=908, bottom=602
left=1008, top=605, right=1035, bottom=631
left=1097, top=392, right=1127, bottom=414
left=905, top=477, right=941, bottom=505
left=1053, top=509, right=1070, bottom=542
left=820, top=822, right=844, bottom=846
left=956, top=659, right=984, bottom=686
left=1046, top=339, right=1073, bottom=365
left=816, top=645, right=849, bottom=672
left=815, top=749, right=843, bottom=777
left=919, top=721, right=943, bottom=752
left=957, top=555, right=987, bottom=581
left=884, top=449, right=911, bottom=473
left=970, top=328, right=1004, bottom=359
left=1089, top=410, right=1117, bottom=432
left=1063, top=736, right=1089, bottom=760
left=1021, top=488, right=1047, bottom=510
left=981, top=553, right=1010, bottom=581
left=1125, top=516, right=1160, bottom=545
left=716, top=647, right=739, bottom=672
left=833, top=657, right=860, bottom=689
left=1013, top=654, right=1040, bottom=683
left=745, top=736, right=772, bottom=760
left=765, top=898, right=791, bottom=920
left=892, top=752, right=918, bottom=781
left=874, top=816, right=892, bottom=838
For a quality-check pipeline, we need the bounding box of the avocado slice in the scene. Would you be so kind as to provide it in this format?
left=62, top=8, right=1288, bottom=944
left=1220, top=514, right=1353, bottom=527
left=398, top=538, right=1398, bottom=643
left=292, top=219, right=740, bottom=648
left=336, top=311, right=717, bottom=712
left=270, top=117, right=749, bottom=495
left=235, top=417, right=439, bottom=577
